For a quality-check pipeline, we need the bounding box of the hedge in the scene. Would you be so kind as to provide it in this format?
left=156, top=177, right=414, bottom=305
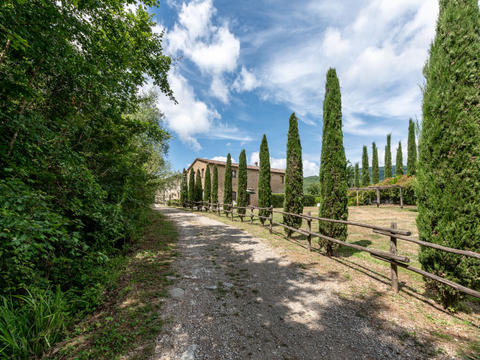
left=271, top=193, right=317, bottom=208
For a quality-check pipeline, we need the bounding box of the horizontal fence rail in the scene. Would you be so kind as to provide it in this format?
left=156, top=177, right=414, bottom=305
left=174, top=200, right=480, bottom=300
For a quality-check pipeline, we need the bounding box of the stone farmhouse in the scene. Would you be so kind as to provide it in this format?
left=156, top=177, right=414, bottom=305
left=187, top=158, right=285, bottom=206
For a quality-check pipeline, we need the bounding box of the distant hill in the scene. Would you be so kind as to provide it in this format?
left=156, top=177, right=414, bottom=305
left=303, top=175, right=319, bottom=193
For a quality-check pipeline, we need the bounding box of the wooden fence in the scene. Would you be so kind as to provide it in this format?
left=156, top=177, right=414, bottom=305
left=349, top=185, right=404, bottom=208
left=178, top=200, right=480, bottom=300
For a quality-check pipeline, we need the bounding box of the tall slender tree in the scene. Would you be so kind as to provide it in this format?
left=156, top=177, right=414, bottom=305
left=354, top=163, right=360, bottom=187
left=318, top=68, right=348, bottom=255
left=212, top=164, right=218, bottom=204
left=258, top=135, right=272, bottom=224
left=283, top=113, right=303, bottom=234
left=180, top=169, right=188, bottom=206
left=237, top=150, right=247, bottom=215
left=224, top=153, right=233, bottom=212
left=361, top=146, right=370, bottom=186
left=204, top=165, right=211, bottom=205
left=188, top=169, right=195, bottom=204
left=195, top=169, right=203, bottom=205
left=417, top=0, right=480, bottom=308
left=372, top=142, right=379, bottom=184
left=407, top=119, right=417, bottom=176
left=384, top=134, right=392, bottom=178
left=396, top=141, right=403, bottom=176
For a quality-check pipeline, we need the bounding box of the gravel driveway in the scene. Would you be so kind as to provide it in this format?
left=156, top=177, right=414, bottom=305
left=152, top=207, right=436, bottom=360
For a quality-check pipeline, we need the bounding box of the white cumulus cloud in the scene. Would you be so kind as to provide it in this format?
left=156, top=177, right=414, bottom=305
left=233, top=66, right=260, bottom=92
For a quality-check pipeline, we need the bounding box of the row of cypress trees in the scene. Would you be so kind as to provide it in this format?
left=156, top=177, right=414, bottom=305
left=354, top=120, right=417, bottom=186
left=180, top=164, right=219, bottom=206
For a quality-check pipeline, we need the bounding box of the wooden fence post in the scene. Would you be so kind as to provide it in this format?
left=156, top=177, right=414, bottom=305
left=240, top=207, right=243, bottom=222
left=399, top=188, right=404, bottom=209
left=217, top=203, right=220, bottom=216
left=376, top=189, right=380, bottom=208
left=231, top=204, right=234, bottom=221
left=356, top=190, right=359, bottom=206
left=269, top=206, right=273, bottom=234
left=250, top=207, right=254, bottom=223
left=390, top=222, right=399, bottom=293
left=307, top=211, right=312, bottom=252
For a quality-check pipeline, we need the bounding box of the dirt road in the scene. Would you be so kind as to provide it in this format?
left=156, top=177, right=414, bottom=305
left=152, top=207, right=437, bottom=360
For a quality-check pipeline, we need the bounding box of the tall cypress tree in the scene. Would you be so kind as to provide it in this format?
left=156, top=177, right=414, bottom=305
left=258, top=135, right=272, bottom=224
left=318, top=68, right=348, bottom=255
left=195, top=169, right=202, bottom=204
left=204, top=165, right=211, bottom=205
left=407, top=119, right=417, bottom=176
left=188, top=169, right=195, bottom=204
left=283, top=113, right=303, bottom=233
left=417, top=0, right=480, bottom=308
left=361, top=146, right=370, bottom=186
left=372, top=142, right=379, bottom=184
left=224, top=153, right=233, bottom=212
left=237, top=149, right=247, bottom=215
left=354, top=163, right=360, bottom=187
left=180, top=169, right=188, bottom=206
left=384, top=134, right=392, bottom=178
left=212, top=164, right=218, bottom=204
left=396, top=141, right=403, bottom=176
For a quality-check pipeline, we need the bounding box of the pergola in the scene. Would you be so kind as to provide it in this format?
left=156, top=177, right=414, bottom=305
left=349, top=185, right=404, bottom=208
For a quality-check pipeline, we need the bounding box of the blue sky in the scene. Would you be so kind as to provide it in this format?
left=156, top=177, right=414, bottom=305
left=144, top=0, right=441, bottom=176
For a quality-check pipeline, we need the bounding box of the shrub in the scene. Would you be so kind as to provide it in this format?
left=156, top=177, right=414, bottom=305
left=302, top=194, right=316, bottom=206
left=271, top=193, right=285, bottom=208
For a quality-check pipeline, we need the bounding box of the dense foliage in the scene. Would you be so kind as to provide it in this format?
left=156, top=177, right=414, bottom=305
left=407, top=119, right=417, bottom=176
left=258, top=135, right=272, bottom=223
left=188, top=170, right=195, bottom=203
left=224, top=154, right=233, bottom=211
left=354, top=163, right=360, bottom=187
left=417, top=0, right=480, bottom=308
left=318, top=69, right=348, bottom=255
left=372, top=142, right=379, bottom=184
left=180, top=170, right=188, bottom=206
left=396, top=141, right=403, bottom=176
left=0, top=0, right=174, bottom=356
left=384, top=134, right=392, bottom=178
left=194, top=170, right=202, bottom=204
left=212, top=165, right=218, bottom=204
left=237, top=150, right=247, bottom=215
left=361, top=146, right=370, bottom=186
left=204, top=165, right=211, bottom=204
left=283, top=113, right=303, bottom=234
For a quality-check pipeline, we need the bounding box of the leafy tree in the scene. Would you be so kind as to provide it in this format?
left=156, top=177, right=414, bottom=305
left=417, top=0, right=480, bottom=308
left=318, top=68, right=348, bottom=255
left=180, top=169, right=188, bottom=206
left=224, top=153, right=233, bottom=212
left=188, top=169, right=195, bottom=203
left=372, top=142, right=379, bottom=184
left=283, top=113, right=303, bottom=234
left=204, top=165, right=211, bottom=205
left=212, top=165, right=218, bottom=203
left=258, top=135, right=272, bottom=223
left=346, top=160, right=354, bottom=188
left=385, top=134, right=393, bottom=178
left=354, top=163, right=360, bottom=187
left=195, top=170, right=202, bottom=203
left=396, top=141, right=403, bottom=176
left=407, top=119, right=417, bottom=176
left=306, top=183, right=320, bottom=196
left=361, top=146, right=370, bottom=186
left=237, top=150, right=247, bottom=215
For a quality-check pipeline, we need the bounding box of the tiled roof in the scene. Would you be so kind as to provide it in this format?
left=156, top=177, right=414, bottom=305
left=187, top=158, right=286, bottom=174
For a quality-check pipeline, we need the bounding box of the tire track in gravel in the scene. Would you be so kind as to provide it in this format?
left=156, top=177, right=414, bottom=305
left=152, top=207, right=437, bottom=360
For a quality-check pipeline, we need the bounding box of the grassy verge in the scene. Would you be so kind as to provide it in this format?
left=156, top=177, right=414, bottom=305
left=47, top=209, right=177, bottom=359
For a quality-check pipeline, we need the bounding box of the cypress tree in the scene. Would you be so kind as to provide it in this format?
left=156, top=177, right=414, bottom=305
left=407, top=119, right=417, bottom=176
left=212, top=164, right=218, bottom=204
left=372, top=142, right=379, bottom=184
left=318, top=68, right=348, bottom=255
left=354, top=163, right=360, bottom=187
left=384, top=134, right=392, bottom=178
left=396, top=141, right=403, bottom=176
left=188, top=169, right=195, bottom=204
left=258, top=135, right=272, bottom=224
left=237, top=149, right=247, bottom=215
left=204, top=165, right=211, bottom=205
left=417, top=0, right=480, bottom=308
left=180, top=169, right=188, bottom=206
left=195, top=169, right=203, bottom=204
left=283, top=112, right=303, bottom=234
left=361, top=146, right=370, bottom=186
left=224, top=153, right=233, bottom=212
